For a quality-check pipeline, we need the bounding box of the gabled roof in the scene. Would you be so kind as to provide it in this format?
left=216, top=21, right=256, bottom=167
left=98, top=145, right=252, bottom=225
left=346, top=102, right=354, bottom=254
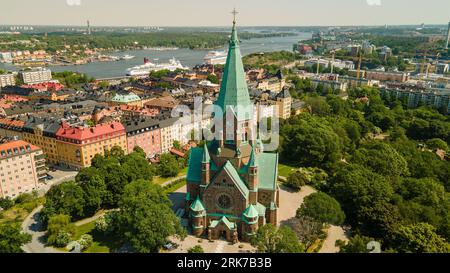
left=218, top=161, right=249, bottom=198
left=209, top=216, right=236, bottom=230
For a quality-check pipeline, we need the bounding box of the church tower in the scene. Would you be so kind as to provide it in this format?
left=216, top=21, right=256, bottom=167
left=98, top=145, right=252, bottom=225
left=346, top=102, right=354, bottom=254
left=186, top=10, right=279, bottom=243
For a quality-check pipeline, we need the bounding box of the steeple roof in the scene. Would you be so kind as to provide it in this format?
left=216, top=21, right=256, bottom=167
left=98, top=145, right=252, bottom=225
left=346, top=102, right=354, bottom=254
left=202, top=143, right=210, bottom=163
left=243, top=204, right=259, bottom=219
left=248, top=145, right=258, bottom=167
left=215, top=19, right=253, bottom=121
left=190, top=196, right=206, bottom=212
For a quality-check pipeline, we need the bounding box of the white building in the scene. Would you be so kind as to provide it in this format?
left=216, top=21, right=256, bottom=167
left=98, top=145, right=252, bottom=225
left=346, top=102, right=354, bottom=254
left=159, top=117, right=183, bottom=153
left=19, top=67, right=52, bottom=84
left=0, top=52, right=13, bottom=63
left=0, top=73, right=15, bottom=87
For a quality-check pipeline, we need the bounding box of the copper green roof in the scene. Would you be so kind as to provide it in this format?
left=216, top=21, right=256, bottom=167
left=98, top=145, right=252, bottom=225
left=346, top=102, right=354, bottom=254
left=190, top=196, right=206, bottom=212
left=202, top=143, right=210, bottom=163
left=111, top=92, right=141, bottom=103
left=220, top=161, right=249, bottom=198
left=257, top=153, right=279, bottom=191
left=209, top=216, right=236, bottom=230
left=248, top=146, right=258, bottom=167
left=215, top=21, right=253, bottom=122
left=243, top=204, right=259, bottom=219
left=186, top=147, right=202, bottom=183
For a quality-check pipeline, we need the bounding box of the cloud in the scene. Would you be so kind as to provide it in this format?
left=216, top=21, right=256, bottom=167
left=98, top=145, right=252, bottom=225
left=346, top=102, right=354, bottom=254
left=366, top=0, right=382, bottom=6
left=66, top=0, right=82, bottom=6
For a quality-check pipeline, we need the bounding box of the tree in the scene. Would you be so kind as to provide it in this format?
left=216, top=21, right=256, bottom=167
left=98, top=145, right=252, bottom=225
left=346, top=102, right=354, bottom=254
left=426, top=138, right=448, bottom=151
left=0, top=224, right=31, bottom=253
left=285, top=172, right=308, bottom=192
left=252, top=224, right=304, bottom=253
left=207, top=74, right=219, bottom=84
left=46, top=214, right=75, bottom=247
left=338, top=235, right=376, bottom=253
left=280, top=115, right=343, bottom=170
left=115, top=179, right=186, bottom=253
left=42, top=181, right=86, bottom=223
left=0, top=197, right=14, bottom=210
left=297, top=192, right=345, bottom=226
left=390, top=223, right=450, bottom=253
left=330, top=164, right=394, bottom=228
left=283, top=216, right=324, bottom=249
left=357, top=200, right=402, bottom=239
left=188, top=245, right=204, bottom=253
left=76, top=167, right=108, bottom=216
left=352, top=141, right=409, bottom=178
left=158, top=153, right=180, bottom=178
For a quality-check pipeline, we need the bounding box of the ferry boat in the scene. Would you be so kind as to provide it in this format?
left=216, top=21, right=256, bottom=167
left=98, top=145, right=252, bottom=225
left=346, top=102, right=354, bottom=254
left=126, top=57, right=188, bottom=76
left=203, top=50, right=227, bottom=65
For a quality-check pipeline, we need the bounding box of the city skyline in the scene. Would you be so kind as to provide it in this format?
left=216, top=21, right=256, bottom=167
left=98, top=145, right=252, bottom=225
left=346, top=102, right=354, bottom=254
left=1, top=0, right=449, bottom=27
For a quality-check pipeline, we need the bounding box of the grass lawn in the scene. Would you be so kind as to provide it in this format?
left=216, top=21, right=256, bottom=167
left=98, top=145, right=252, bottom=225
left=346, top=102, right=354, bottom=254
left=0, top=197, right=44, bottom=225
left=278, top=163, right=299, bottom=178
left=70, top=221, right=123, bottom=253
left=153, top=167, right=188, bottom=185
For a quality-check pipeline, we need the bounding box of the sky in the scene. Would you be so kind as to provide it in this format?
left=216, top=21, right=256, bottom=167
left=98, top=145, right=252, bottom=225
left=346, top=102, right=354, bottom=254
left=1, top=0, right=449, bottom=27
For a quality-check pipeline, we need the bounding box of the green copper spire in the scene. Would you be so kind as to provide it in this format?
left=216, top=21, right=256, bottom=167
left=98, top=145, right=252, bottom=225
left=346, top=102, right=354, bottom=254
left=202, top=143, right=210, bottom=163
left=215, top=11, right=253, bottom=121
left=190, top=196, right=206, bottom=212
left=248, top=145, right=258, bottom=167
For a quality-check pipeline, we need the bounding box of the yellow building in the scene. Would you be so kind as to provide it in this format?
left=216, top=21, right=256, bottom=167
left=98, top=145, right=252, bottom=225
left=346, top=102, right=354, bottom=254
left=55, top=121, right=127, bottom=170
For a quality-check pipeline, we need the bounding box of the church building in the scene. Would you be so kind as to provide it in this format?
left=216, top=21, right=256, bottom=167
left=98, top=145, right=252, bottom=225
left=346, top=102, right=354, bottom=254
left=185, top=14, right=280, bottom=243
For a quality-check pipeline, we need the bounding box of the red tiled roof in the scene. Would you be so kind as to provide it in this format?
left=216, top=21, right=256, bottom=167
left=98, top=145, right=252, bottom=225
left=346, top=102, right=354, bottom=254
left=170, top=148, right=185, bottom=158
left=56, top=121, right=125, bottom=142
left=0, top=118, right=25, bottom=129
left=0, top=140, right=40, bottom=159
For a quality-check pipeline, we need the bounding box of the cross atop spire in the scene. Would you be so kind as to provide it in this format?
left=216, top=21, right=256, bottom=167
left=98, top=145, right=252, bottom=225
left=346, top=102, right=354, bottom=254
left=231, top=8, right=239, bottom=25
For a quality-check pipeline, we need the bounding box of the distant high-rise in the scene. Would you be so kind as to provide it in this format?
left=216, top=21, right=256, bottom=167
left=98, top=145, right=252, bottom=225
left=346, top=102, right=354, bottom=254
left=87, top=20, right=91, bottom=35
left=446, top=22, right=450, bottom=50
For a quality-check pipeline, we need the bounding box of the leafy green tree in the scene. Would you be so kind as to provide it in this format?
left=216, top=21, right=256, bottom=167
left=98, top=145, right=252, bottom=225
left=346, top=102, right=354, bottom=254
left=0, top=224, right=31, bottom=253
left=390, top=223, right=450, bottom=253
left=281, top=115, right=343, bottom=170
left=42, top=181, right=86, bottom=223
left=188, top=245, right=204, bottom=253
left=46, top=214, right=75, bottom=247
left=352, top=141, right=409, bottom=178
left=252, top=224, right=305, bottom=253
left=115, top=179, right=186, bottom=253
left=206, top=74, right=219, bottom=84
left=0, top=197, right=14, bottom=210
left=77, top=168, right=108, bottom=216
left=158, top=153, right=180, bottom=178
left=297, top=192, right=345, bottom=225
left=426, top=138, right=448, bottom=151
left=337, top=235, right=375, bottom=253
left=357, top=200, right=402, bottom=239
left=285, top=171, right=308, bottom=192
left=330, top=164, right=394, bottom=229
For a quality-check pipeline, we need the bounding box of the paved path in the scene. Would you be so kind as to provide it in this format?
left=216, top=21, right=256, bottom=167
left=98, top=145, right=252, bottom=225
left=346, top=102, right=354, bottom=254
left=21, top=206, right=63, bottom=253
left=161, top=175, right=186, bottom=187
left=319, top=225, right=349, bottom=253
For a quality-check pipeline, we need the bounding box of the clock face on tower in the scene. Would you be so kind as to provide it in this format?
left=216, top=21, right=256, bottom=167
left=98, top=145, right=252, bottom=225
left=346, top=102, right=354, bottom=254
left=217, top=194, right=232, bottom=210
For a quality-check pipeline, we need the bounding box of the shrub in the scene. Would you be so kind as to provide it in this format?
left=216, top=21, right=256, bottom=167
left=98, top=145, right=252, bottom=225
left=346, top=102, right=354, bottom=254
left=188, top=245, right=204, bottom=253
left=78, top=234, right=93, bottom=250
left=285, top=172, right=308, bottom=191
left=0, top=197, right=14, bottom=210
left=53, top=232, right=71, bottom=248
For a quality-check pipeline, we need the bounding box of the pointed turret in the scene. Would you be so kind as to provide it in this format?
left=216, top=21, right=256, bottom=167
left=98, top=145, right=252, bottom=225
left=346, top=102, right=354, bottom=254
left=202, top=143, right=210, bottom=163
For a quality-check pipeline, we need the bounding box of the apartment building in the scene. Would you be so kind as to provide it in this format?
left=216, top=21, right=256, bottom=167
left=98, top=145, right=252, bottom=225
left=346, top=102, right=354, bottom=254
left=124, top=117, right=161, bottom=158
left=19, top=67, right=52, bottom=84
left=159, top=117, right=182, bottom=153
left=0, top=140, right=46, bottom=198
left=55, top=121, right=127, bottom=170
left=0, top=73, right=15, bottom=87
